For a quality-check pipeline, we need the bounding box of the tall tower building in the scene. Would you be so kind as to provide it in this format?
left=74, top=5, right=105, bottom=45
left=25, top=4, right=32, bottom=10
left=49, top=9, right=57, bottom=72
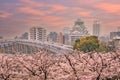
left=93, top=20, right=100, bottom=37
left=63, top=27, right=72, bottom=44
left=57, top=32, right=63, bottom=44
left=29, top=27, right=47, bottom=41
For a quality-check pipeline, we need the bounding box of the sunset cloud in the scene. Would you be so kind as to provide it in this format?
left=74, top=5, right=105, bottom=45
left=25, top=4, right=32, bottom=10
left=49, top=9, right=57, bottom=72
left=19, top=0, right=68, bottom=15
left=20, top=0, right=43, bottom=7
left=69, top=0, right=97, bottom=4
left=50, top=4, right=67, bottom=11
left=42, top=4, right=67, bottom=15
left=17, top=7, right=45, bottom=16
left=72, top=7, right=83, bottom=11
left=0, top=11, right=11, bottom=18
left=94, top=3, right=120, bottom=15
left=0, top=0, right=120, bottom=38
left=76, top=11, right=91, bottom=17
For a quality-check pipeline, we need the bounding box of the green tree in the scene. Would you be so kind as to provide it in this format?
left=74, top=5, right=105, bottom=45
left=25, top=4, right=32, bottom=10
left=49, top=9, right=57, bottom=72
left=96, top=42, right=108, bottom=52
left=73, top=39, right=80, bottom=50
left=73, top=36, right=99, bottom=52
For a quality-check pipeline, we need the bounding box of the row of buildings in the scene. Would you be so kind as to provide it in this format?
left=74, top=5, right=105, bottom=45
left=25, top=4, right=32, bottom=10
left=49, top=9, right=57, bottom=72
left=0, top=18, right=118, bottom=48
left=17, top=19, right=101, bottom=45
left=17, top=19, right=120, bottom=47
left=110, top=28, right=120, bottom=48
left=25, top=19, right=101, bottom=45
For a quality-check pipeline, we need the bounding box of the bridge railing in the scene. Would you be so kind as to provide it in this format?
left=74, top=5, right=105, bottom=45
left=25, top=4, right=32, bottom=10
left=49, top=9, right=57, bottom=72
left=0, top=39, right=73, bottom=54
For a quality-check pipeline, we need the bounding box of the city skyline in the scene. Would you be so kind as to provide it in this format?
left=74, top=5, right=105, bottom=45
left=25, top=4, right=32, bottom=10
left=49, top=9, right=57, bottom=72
left=0, top=0, right=120, bottom=39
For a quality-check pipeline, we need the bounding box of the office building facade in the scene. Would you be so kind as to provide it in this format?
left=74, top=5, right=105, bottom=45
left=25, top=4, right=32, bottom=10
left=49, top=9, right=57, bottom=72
left=48, top=32, right=58, bottom=42
left=30, top=27, right=47, bottom=41
left=93, top=20, right=100, bottom=37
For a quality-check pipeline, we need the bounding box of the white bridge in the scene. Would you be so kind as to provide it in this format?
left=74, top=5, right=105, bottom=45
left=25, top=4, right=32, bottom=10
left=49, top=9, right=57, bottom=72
left=0, top=39, right=73, bottom=54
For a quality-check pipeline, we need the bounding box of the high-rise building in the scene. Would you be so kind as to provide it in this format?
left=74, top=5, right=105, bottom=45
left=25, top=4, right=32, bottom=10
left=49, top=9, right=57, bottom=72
left=63, top=27, right=72, bottom=45
left=110, top=32, right=120, bottom=40
left=63, top=34, right=69, bottom=44
left=48, top=32, right=58, bottom=42
left=113, top=36, right=120, bottom=48
left=29, top=27, right=47, bottom=41
left=93, top=20, right=100, bottom=37
left=57, top=32, right=63, bottom=44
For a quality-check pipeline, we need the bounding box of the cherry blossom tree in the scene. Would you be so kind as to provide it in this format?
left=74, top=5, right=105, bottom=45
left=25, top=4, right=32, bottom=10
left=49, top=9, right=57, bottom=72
left=0, top=49, right=119, bottom=80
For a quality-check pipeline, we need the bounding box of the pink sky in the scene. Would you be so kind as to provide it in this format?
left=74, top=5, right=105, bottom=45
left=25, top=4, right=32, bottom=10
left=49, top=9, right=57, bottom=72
left=0, top=0, right=120, bottom=39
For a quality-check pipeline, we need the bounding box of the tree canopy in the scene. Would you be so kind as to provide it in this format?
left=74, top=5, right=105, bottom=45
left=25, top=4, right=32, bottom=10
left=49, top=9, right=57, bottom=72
left=73, top=36, right=99, bottom=52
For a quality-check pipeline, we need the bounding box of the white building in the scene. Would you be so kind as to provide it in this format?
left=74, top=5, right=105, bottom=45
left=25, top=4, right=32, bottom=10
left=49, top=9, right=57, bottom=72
left=69, top=19, right=89, bottom=44
left=113, top=36, right=120, bottom=48
left=93, top=20, right=100, bottom=37
left=63, top=27, right=72, bottom=45
left=29, top=27, right=47, bottom=41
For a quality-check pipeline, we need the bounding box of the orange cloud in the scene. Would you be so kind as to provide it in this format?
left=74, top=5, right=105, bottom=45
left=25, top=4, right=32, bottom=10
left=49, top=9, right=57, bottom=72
left=20, top=0, right=67, bottom=12
left=20, top=0, right=67, bottom=15
left=76, top=11, right=91, bottom=16
left=95, top=3, right=120, bottom=15
left=105, top=20, right=120, bottom=27
left=39, top=15, right=66, bottom=27
left=44, top=16, right=63, bottom=21
left=51, top=5, right=67, bottom=11
left=18, top=7, right=45, bottom=16
left=8, top=13, right=66, bottom=28
left=70, top=0, right=96, bottom=4
left=45, top=4, right=67, bottom=14
left=0, top=11, right=11, bottom=18
left=72, top=7, right=83, bottom=11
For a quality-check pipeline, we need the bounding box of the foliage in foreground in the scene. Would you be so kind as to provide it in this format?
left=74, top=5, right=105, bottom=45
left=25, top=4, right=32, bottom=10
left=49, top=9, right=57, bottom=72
left=0, top=49, right=119, bottom=80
